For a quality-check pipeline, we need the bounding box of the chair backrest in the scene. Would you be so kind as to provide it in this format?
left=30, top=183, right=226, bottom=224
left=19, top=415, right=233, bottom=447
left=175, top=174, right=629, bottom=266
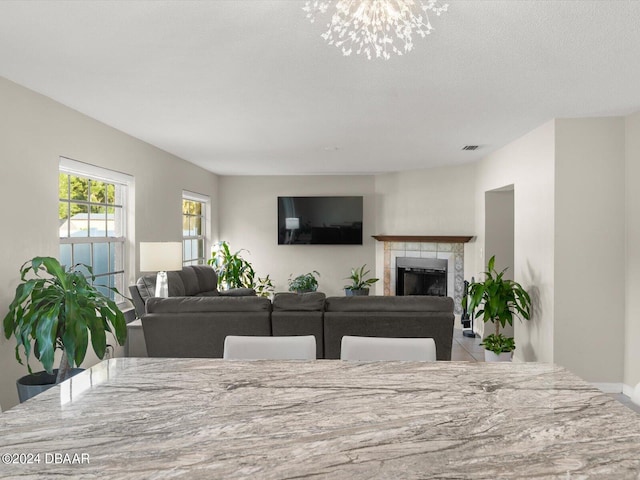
left=340, top=336, right=437, bottom=361
left=223, top=335, right=316, bottom=360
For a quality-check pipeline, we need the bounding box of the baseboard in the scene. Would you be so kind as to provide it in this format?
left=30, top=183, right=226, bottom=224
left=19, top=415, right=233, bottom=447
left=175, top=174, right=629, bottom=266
left=591, top=382, right=623, bottom=394
left=622, top=383, right=636, bottom=398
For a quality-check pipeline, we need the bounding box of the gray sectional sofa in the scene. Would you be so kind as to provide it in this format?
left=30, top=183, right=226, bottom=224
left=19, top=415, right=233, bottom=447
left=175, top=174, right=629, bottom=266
left=130, top=267, right=455, bottom=360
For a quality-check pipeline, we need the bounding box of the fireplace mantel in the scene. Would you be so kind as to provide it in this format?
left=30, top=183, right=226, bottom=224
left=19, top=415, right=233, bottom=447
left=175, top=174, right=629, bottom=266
left=372, top=235, right=473, bottom=243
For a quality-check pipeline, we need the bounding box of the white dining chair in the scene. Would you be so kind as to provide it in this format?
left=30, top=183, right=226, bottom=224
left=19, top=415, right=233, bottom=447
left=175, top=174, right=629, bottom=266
left=223, top=335, right=317, bottom=360
left=340, top=336, right=437, bottom=361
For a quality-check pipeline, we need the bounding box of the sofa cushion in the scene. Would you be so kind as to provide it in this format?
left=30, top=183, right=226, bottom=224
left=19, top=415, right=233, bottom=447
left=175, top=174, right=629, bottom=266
left=273, top=292, right=326, bottom=311
left=191, top=265, right=218, bottom=293
left=325, top=295, right=453, bottom=313
left=219, top=288, right=257, bottom=297
left=146, top=296, right=271, bottom=314
left=195, top=290, right=220, bottom=297
left=178, top=267, right=200, bottom=296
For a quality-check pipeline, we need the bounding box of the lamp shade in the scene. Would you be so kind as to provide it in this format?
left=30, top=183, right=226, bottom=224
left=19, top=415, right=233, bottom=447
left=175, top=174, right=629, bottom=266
left=139, top=242, right=183, bottom=272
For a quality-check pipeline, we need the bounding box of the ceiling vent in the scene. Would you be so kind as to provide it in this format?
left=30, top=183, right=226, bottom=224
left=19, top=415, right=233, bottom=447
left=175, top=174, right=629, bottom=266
left=462, top=145, right=479, bottom=151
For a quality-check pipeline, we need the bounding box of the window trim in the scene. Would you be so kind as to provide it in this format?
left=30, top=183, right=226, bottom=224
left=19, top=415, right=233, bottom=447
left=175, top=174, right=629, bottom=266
left=59, top=157, right=134, bottom=306
left=182, top=190, right=210, bottom=266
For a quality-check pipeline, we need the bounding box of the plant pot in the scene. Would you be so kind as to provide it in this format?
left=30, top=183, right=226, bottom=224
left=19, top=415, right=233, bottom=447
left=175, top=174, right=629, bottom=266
left=16, top=368, right=84, bottom=403
left=484, top=350, right=512, bottom=362
left=345, top=288, right=369, bottom=296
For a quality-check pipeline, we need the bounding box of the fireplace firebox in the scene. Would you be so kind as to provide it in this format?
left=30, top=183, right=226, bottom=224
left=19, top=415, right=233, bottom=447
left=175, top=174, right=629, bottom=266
left=396, top=257, right=447, bottom=297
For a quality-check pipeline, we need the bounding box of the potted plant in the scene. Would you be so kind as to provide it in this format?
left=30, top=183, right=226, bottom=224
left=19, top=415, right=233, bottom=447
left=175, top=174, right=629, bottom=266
left=344, top=264, right=379, bottom=296
left=208, top=241, right=277, bottom=297
left=255, top=275, right=275, bottom=299
left=208, top=241, right=256, bottom=289
left=3, top=256, right=127, bottom=402
left=288, top=271, right=320, bottom=293
left=463, top=256, right=531, bottom=362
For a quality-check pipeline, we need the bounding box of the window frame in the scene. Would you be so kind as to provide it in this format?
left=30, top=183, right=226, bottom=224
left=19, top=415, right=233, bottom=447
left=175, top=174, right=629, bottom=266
left=182, top=190, right=210, bottom=266
left=59, top=157, right=133, bottom=306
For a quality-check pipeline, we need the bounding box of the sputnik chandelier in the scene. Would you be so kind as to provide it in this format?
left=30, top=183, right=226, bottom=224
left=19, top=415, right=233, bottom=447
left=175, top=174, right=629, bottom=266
left=303, top=0, right=448, bottom=60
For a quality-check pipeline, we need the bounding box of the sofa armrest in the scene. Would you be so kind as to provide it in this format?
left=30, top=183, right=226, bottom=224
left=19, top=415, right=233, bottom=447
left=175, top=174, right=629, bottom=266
left=128, top=285, right=146, bottom=318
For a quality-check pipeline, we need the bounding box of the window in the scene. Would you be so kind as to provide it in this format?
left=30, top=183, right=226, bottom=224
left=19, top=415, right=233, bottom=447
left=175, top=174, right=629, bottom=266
left=182, top=191, right=209, bottom=266
left=59, top=158, right=132, bottom=302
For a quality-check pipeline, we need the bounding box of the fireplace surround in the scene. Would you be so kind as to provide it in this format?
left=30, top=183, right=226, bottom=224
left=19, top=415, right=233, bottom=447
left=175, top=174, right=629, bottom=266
left=376, top=237, right=469, bottom=315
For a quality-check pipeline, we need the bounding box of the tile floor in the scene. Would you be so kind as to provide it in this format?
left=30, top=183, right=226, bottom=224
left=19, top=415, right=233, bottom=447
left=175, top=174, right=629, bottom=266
left=450, top=324, right=640, bottom=414
left=450, top=325, right=485, bottom=362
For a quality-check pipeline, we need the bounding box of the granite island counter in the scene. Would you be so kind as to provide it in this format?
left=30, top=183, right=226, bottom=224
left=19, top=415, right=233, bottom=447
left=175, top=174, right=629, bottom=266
left=1, top=358, right=639, bottom=479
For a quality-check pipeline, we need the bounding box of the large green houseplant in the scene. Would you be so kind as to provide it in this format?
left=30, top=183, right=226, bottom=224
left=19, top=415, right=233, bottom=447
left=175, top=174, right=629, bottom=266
left=463, top=256, right=531, bottom=361
left=208, top=241, right=256, bottom=289
left=208, top=241, right=274, bottom=297
left=344, top=264, right=378, bottom=296
left=3, top=257, right=127, bottom=396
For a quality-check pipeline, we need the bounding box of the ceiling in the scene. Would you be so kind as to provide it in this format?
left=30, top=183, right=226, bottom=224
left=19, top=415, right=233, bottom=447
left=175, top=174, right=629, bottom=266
left=1, top=1, right=639, bottom=176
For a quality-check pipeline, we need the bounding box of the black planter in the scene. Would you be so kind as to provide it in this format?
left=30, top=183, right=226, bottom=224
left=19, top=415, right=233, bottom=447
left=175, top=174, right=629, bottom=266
left=345, top=288, right=370, bottom=296
left=17, top=368, right=84, bottom=403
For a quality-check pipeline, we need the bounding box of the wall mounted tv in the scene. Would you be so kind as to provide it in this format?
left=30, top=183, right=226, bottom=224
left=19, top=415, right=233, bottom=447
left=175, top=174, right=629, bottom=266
left=278, top=196, right=363, bottom=245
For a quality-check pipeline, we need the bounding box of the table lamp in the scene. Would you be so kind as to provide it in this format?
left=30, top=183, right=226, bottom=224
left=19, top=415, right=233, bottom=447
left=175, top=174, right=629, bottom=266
left=139, top=242, right=183, bottom=297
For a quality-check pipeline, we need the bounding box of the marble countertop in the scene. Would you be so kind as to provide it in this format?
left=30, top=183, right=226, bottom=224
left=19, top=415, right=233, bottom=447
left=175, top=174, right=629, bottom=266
left=1, top=358, right=640, bottom=479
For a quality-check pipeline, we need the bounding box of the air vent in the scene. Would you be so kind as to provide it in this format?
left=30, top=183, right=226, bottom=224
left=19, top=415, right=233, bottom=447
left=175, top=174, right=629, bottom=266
left=462, top=145, right=479, bottom=151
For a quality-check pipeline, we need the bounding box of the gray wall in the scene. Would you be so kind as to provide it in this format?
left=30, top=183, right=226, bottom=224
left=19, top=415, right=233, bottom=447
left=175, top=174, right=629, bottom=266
left=625, top=111, right=640, bottom=393
left=0, top=78, right=219, bottom=410
left=554, top=118, right=626, bottom=384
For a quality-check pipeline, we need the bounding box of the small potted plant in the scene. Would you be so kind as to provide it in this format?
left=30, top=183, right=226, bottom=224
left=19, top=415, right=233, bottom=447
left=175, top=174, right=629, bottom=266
left=463, top=256, right=531, bottom=362
left=3, top=257, right=127, bottom=402
left=344, top=264, right=379, bottom=296
left=255, top=275, right=275, bottom=299
left=288, top=271, right=320, bottom=293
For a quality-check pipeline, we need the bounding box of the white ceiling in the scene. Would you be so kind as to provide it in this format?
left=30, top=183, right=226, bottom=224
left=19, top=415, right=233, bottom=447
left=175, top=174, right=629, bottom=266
left=1, top=1, right=639, bottom=175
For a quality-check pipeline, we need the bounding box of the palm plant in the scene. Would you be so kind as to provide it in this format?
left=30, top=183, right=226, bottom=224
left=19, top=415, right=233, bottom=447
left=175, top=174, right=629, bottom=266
left=463, top=256, right=531, bottom=354
left=208, top=241, right=256, bottom=289
left=3, top=256, right=127, bottom=384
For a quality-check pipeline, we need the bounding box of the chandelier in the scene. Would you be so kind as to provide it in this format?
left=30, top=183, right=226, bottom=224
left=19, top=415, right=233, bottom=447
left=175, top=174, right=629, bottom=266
left=303, top=0, right=448, bottom=60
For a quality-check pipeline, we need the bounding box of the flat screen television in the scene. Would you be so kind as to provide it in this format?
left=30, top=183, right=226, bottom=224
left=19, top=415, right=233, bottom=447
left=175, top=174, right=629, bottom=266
left=278, top=196, right=363, bottom=245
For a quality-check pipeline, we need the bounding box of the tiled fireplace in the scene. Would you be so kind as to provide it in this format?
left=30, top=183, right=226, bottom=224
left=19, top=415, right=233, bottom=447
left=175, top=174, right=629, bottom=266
left=375, top=236, right=471, bottom=315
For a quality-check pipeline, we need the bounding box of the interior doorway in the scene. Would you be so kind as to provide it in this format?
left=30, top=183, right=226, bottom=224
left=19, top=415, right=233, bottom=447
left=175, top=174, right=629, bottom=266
left=484, top=185, right=515, bottom=337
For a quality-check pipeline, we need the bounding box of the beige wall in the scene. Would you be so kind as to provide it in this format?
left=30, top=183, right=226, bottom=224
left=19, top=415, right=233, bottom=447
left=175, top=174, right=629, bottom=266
left=217, top=176, right=376, bottom=297
left=625, top=111, right=640, bottom=391
left=0, top=78, right=218, bottom=410
left=554, top=118, right=626, bottom=383
left=473, top=121, right=556, bottom=362
left=373, top=165, right=477, bottom=294
left=374, top=164, right=476, bottom=235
